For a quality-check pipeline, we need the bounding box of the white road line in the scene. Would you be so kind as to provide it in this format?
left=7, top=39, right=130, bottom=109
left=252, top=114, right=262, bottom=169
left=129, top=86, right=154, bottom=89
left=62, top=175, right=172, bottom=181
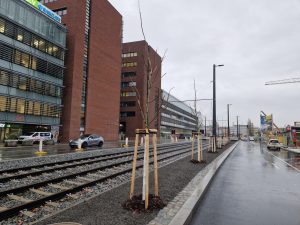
left=266, top=150, right=300, bottom=173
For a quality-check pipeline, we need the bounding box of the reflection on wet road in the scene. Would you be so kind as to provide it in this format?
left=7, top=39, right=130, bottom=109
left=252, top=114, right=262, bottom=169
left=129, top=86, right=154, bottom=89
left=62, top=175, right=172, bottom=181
left=189, top=141, right=300, bottom=225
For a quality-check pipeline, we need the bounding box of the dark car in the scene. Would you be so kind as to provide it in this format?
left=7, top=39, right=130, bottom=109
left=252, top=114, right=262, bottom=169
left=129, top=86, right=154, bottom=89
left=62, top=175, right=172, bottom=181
left=69, top=134, right=104, bottom=149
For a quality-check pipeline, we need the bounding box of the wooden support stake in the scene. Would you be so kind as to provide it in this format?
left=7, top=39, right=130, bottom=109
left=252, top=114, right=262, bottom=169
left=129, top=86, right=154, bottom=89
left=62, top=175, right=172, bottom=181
left=145, top=133, right=150, bottom=209
left=153, top=133, right=158, bottom=196
left=197, top=135, right=200, bottom=162
left=214, top=137, right=217, bottom=152
left=191, top=135, right=194, bottom=160
left=129, top=133, right=139, bottom=199
left=200, top=134, right=203, bottom=160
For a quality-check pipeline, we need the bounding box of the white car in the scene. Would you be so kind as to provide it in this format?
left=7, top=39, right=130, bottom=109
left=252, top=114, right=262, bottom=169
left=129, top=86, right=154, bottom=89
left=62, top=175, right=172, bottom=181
left=18, top=132, right=52, bottom=143
left=267, top=139, right=281, bottom=151
left=249, top=136, right=255, bottom=141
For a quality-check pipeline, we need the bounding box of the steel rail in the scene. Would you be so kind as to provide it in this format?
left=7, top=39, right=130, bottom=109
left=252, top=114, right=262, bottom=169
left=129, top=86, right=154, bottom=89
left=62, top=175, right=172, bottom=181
left=0, top=143, right=202, bottom=197
left=0, top=142, right=192, bottom=183
left=0, top=145, right=203, bottom=221
left=0, top=142, right=191, bottom=174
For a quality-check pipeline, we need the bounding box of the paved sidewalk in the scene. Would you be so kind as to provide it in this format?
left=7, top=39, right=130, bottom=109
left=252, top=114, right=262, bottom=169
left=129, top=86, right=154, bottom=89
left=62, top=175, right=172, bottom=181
left=281, top=146, right=300, bottom=154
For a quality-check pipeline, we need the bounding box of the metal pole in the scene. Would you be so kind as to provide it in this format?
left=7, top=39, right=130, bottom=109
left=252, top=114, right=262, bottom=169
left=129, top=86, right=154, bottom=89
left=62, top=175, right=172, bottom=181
left=227, top=104, right=230, bottom=137
left=237, top=116, right=239, bottom=138
left=204, top=116, right=207, bottom=137
left=213, top=64, right=216, bottom=137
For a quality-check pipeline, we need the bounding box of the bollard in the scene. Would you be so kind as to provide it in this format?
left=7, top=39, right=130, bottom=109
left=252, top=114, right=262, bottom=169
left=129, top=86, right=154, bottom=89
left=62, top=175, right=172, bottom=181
left=76, top=138, right=83, bottom=151
left=124, top=137, right=129, bottom=148
left=39, top=138, right=43, bottom=152
left=34, top=138, right=47, bottom=156
left=175, top=137, right=178, bottom=142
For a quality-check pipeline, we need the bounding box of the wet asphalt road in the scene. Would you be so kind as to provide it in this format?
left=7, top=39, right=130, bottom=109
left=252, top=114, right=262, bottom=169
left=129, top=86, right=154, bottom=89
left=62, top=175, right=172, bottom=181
left=189, top=141, right=300, bottom=225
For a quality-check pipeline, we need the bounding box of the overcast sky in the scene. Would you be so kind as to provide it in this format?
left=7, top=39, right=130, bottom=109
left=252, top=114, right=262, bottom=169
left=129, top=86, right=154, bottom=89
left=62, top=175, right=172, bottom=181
left=109, top=0, right=300, bottom=127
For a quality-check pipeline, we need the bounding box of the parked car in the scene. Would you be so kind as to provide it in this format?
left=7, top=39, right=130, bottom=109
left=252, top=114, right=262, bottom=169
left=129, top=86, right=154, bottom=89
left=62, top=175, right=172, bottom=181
left=249, top=136, right=255, bottom=141
left=69, top=134, right=104, bottom=149
left=18, top=132, right=53, bottom=143
left=267, top=139, right=281, bottom=151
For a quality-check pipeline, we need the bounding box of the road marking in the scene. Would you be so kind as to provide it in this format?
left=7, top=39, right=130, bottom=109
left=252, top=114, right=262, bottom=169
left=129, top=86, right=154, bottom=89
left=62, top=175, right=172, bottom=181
left=266, top=150, right=300, bottom=173
left=272, top=163, right=279, bottom=169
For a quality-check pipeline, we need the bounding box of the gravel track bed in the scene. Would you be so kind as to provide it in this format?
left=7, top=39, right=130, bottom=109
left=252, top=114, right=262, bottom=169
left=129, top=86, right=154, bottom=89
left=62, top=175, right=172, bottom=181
left=31, top=142, right=234, bottom=225
left=0, top=142, right=191, bottom=172
left=0, top=146, right=195, bottom=224
left=0, top=147, right=191, bottom=193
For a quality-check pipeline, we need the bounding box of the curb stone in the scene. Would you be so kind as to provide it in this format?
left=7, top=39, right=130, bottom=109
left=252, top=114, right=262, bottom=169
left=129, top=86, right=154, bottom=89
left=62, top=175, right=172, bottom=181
left=147, top=141, right=240, bottom=225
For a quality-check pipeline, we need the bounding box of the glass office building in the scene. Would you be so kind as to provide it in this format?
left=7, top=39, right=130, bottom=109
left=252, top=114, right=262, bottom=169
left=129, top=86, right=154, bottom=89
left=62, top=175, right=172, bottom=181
left=0, top=0, right=66, bottom=141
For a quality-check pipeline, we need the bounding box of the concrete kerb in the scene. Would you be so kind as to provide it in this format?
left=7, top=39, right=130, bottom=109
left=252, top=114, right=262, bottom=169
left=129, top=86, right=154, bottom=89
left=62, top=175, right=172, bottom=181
left=148, top=141, right=240, bottom=225
left=281, top=146, right=300, bottom=154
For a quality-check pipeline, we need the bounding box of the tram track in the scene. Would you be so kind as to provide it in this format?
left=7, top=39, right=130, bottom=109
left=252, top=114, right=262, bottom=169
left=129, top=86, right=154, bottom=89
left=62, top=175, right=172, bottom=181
left=0, top=142, right=208, bottom=222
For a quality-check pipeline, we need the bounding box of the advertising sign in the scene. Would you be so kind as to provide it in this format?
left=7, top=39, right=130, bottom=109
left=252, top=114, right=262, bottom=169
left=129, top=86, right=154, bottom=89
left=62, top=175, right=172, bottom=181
left=26, top=0, right=61, bottom=23
left=260, top=115, right=267, bottom=130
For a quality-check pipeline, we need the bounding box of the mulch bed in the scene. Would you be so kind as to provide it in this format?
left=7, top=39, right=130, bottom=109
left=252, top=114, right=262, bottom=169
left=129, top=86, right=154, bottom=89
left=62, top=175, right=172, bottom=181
left=190, top=159, right=207, bottom=164
left=122, top=194, right=166, bottom=213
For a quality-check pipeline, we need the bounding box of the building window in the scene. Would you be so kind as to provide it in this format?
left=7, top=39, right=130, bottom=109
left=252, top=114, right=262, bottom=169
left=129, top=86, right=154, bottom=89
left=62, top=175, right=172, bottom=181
left=0, top=17, right=65, bottom=60
left=122, top=52, right=138, bottom=58
left=9, top=98, right=17, bottom=112
left=18, top=76, right=27, bottom=91
left=121, top=91, right=136, bottom=97
left=122, top=62, right=137, bottom=67
left=121, top=72, right=136, bottom=78
left=0, top=96, right=7, bottom=112
left=0, top=95, right=61, bottom=118
left=0, top=71, right=9, bottom=86
left=17, top=99, right=25, bottom=114
left=121, top=81, right=136, bottom=88
left=0, top=18, right=5, bottom=33
left=0, top=43, right=64, bottom=79
left=40, top=0, right=58, bottom=4
left=53, top=8, right=67, bottom=16
left=33, top=102, right=41, bottom=116
left=120, top=111, right=136, bottom=117
left=26, top=101, right=33, bottom=115
left=120, top=101, right=136, bottom=107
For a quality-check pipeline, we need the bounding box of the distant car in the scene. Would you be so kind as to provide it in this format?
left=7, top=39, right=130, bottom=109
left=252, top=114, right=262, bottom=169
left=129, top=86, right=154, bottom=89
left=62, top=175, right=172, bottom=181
left=241, top=137, right=248, bottom=141
left=18, top=132, right=53, bottom=143
left=230, top=137, right=239, bottom=141
left=69, top=134, right=104, bottom=149
left=249, top=136, right=255, bottom=141
left=267, top=139, right=281, bottom=151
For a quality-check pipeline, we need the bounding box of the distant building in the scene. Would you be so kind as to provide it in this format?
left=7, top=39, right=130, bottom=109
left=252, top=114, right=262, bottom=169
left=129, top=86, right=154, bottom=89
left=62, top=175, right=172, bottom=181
left=0, top=0, right=66, bottom=141
left=232, top=125, right=248, bottom=137
left=42, top=0, right=122, bottom=141
left=120, top=41, right=161, bottom=138
left=160, top=90, right=198, bottom=138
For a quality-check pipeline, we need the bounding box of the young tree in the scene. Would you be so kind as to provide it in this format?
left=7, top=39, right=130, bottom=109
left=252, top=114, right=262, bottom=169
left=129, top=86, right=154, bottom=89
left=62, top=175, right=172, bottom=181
left=127, top=0, right=171, bottom=210
left=190, top=79, right=205, bottom=163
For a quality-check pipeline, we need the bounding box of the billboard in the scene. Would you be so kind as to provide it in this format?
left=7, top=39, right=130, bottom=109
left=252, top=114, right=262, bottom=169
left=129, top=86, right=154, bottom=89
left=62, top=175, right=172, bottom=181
left=26, top=0, right=62, bottom=23
left=260, top=114, right=273, bottom=131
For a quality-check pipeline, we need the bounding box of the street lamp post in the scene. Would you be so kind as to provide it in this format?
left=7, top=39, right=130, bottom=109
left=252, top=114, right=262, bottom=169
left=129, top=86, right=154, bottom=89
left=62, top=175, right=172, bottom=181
left=227, top=104, right=232, bottom=137
left=212, top=64, right=224, bottom=138
left=204, top=116, right=207, bottom=136
left=236, top=116, right=239, bottom=139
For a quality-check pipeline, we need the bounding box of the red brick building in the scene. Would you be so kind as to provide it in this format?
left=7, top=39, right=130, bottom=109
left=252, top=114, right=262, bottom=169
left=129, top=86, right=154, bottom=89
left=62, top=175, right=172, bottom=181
left=41, top=0, right=122, bottom=142
left=120, top=41, right=161, bottom=138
